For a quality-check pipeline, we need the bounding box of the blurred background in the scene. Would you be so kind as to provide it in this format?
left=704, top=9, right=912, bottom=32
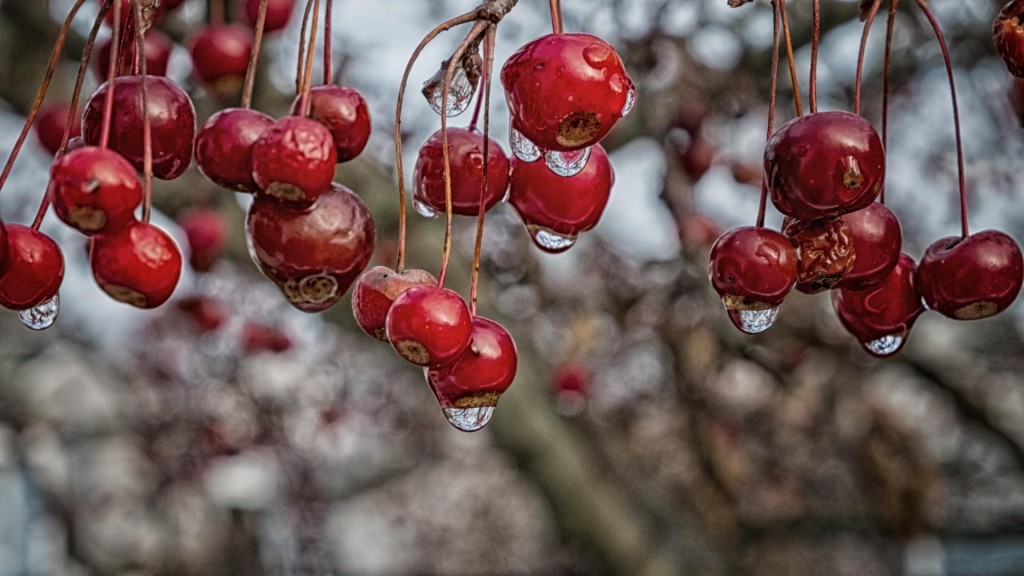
left=2, top=0, right=1024, bottom=574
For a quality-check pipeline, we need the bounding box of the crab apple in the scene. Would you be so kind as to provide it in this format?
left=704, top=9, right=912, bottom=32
left=194, top=107, right=274, bottom=192
left=246, top=182, right=374, bottom=313
left=242, top=0, right=296, bottom=33
left=241, top=322, right=292, bottom=353
left=508, top=143, right=613, bottom=253
left=836, top=202, right=902, bottom=290
left=782, top=216, right=856, bottom=294
left=351, top=265, right=437, bottom=341
left=764, top=111, right=885, bottom=221
left=49, top=146, right=142, bottom=235
left=832, top=253, right=924, bottom=357
left=550, top=360, right=591, bottom=417
left=995, top=0, right=1024, bottom=77
left=90, top=220, right=183, bottom=309
left=93, top=28, right=172, bottom=80
left=0, top=219, right=7, bottom=275
left=708, top=226, right=798, bottom=334
left=251, top=116, right=337, bottom=205
left=177, top=296, right=227, bottom=332
left=915, top=230, right=1024, bottom=320
left=385, top=284, right=472, bottom=367
left=82, top=75, right=196, bottom=180
left=501, top=33, right=634, bottom=152
left=291, top=85, right=372, bottom=162
left=0, top=224, right=65, bottom=310
left=178, top=207, right=229, bottom=273
left=413, top=127, right=510, bottom=217
left=34, top=102, right=81, bottom=156
left=426, top=316, right=517, bottom=432
left=187, top=24, right=254, bottom=99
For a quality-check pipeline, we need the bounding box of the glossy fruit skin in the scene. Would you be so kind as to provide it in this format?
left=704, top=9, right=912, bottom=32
left=93, top=29, right=172, bottom=80
left=178, top=208, right=229, bottom=273
left=915, top=230, right=1024, bottom=320
left=90, top=220, right=182, bottom=309
left=837, top=202, right=902, bottom=290
left=82, top=75, right=196, bottom=180
left=764, top=111, right=885, bottom=221
left=187, top=24, right=254, bottom=98
left=291, top=85, right=372, bottom=162
left=413, top=127, right=510, bottom=217
left=251, top=116, right=338, bottom=205
left=49, top=146, right=142, bottom=235
left=832, top=253, right=924, bottom=355
left=34, top=102, right=81, bottom=156
left=194, top=107, right=274, bottom=192
left=0, top=219, right=7, bottom=276
left=351, top=265, right=437, bottom=341
left=385, top=285, right=472, bottom=367
left=708, top=226, right=798, bottom=309
left=501, top=33, right=633, bottom=151
left=0, top=224, right=64, bottom=310
left=782, top=216, right=856, bottom=294
left=995, top=0, right=1024, bottom=77
left=246, top=182, right=375, bottom=313
left=426, top=316, right=517, bottom=408
left=242, top=0, right=295, bottom=33
left=508, top=143, right=613, bottom=250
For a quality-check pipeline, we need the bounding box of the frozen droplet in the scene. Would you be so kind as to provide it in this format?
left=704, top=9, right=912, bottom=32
left=622, top=86, right=636, bottom=117
left=510, top=127, right=541, bottom=162
left=19, top=294, right=59, bottom=331
left=862, top=333, right=905, bottom=357
left=443, top=406, right=495, bottom=432
left=423, top=62, right=475, bottom=117
left=544, top=146, right=592, bottom=177
left=527, top=226, right=577, bottom=253
left=414, top=199, right=438, bottom=218
left=726, top=306, right=778, bottom=334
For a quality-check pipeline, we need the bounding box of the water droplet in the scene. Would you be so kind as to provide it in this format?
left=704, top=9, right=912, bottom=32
left=443, top=406, right=495, bottom=432
left=423, top=62, right=475, bottom=118
left=19, top=294, right=59, bottom=330
left=527, top=226, right=577, bottom=253
left=510, top=127, right=541, bottom=162
left=544, top=146, right=592, bottom=177
left=726, top=306, right=778, bottom=334
left=413, top=199, right=438, bottom=218
left=622, top=86, right=636, bottom=117
left=862, top=333, right=905, bottom=357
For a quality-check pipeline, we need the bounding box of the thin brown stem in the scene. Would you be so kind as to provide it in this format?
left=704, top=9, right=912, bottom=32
left=757, top=0, right=782, bottom=229
left=470, top=24, right=496, bottom=315
left=915, top=0, right=968, bottom=237
left=323, top=0, right=333, bottom=84
left=467, top=75, right=484, bottom=132
left=854, top=0, right=883, bottom=116
left=809, top=0, right=820, bottom=113
left=549, top=0, right=563, bottom=34
left=299, top=0, right=321, bottom=117
left=241, top=0, right=270, bottom=109
left=778, top=0, right=803, bottom=117
left=100, top=0, right=122, bottom=150
left=58, top=0, right=109, bottom=155
left=135, top=4, right=154, bottom=223
left=209, top=0, right=225, bottom=26
left=295, top=0, right=315, bottom=94
left=881, top=0, right=898, bottom=204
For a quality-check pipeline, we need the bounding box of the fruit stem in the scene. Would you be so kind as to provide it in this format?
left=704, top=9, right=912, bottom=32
left=133, top=3, right=154, bottom=223
left=757, top=0, right=782, bottom=229
left=115, top=5, right=136, bottom=77
left=881, top=0, right=899, bottom=204
left=467, top=74, right=484, bottom=132
left=854, top=0, right=882, bottom=116
left=323, top=0, right=333, bottom=84
left=437, top=20, right=488, bottom=289
left=209, top=0, right=225, bottom=27
left=548, top=0, right=563, bottom=34
left=915, top=0, right=969, bottom=237
left=299, top=0, right=321, bottom=117
left=57, top=0, right=109, bottom=156
left=241, top=0, right=269, bottom=109
left=809, top=0, right=820, bottom=114
left=295, top=0, right=315, bottom=94
left=392, top=9, right=480, bottom=273
left=0, top=0, right=86, bottom=199
left=778, top=0, right=802, bottom=117
left=99, top=0, right=123, bottom=151
left=469, top=24, right=496, bottom=316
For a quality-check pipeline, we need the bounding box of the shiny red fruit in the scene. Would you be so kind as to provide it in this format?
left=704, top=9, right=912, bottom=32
left=49, top=146, right=142, bottom=235
left=187, top=24, right=254, bottom=99
left=915, top=230, right=1024, bottom=320
left=291, top=85, right=372, bottom=162
left=708, top=226, right=798, bottom=309
left=351, top=265, right=437, bottom=341
left=426, top=316, right=517, bottom=407
left=508, top=143, right=613, bottom=253
left=178, top=208, right=229, bottom=273
left=413, top=127, right=510, bottom=217
left=550, top=360, right=591, bottom=417
left=90, top=220, right=183, bottom=308
left=194, top=107, right=274, bottom=192
left=995, top=0, right=1024, bottom=77
left=385, top=285, right=472, bottom=367
left=0, top=219, right=7, bottom=276
left=242, top=0, right=295, bottom=33
left=837, top=202, right=902, bottom=290
left=832, top=253, right=924, bottom=357
left=34, top=102, right=81, bottom=156
left=246, top=182, right=375, bottom=312
left=781, top=216, right=856, bottom=294
left=501, top=33, right=634, bottom=151
left=251, top=116, right=337, bottom=205
left=93, top=29, right=172, bottom=80
left=82, top=75, right=196, bottom=180
left=0, top=225, right=64, bottom=310
left=764, top=111, right=884, bottom=221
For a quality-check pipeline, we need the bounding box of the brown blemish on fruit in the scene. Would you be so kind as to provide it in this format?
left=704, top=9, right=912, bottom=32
left=371, top=327, right=387, bottom=341
left=102, top=283, right=148, bottom=308
left=954, top=301, right=998, bottom=320
left=68, top=206, right=106, bottom=232
left=556, top=111, right=601, bottom=149
left=840, top=155, right=864, bottom=189
left=395, top=339, right=429, bottom=365
left=298, top=274, right=338, bottom=304
left=722, top=294, right=772, bottom=311
left=783, top=217, right=856, bottom=294
left=266, top=182, right=307, bottom=203
left=453, top=392, right=500, bottom=409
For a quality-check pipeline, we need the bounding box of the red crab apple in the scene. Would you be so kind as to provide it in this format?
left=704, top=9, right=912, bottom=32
left=832, top=253, right=924, bottom=357
left=764, top=111, right=885, bottom=221
left=351, top=265, right=437, bottom=341
left=501, top=32, right=634, bottom=152
left=550, top=360, right=591, bottom=417
left=242, top=0, right=295, bottom=33
left=49, top=145, right=142, bottom=235
left=385, top=285, right=472, bottom=367
left=837, top=202, right=902, bottom=290
left=915, top=230, right=1024, bottom=320
left=426, top=316, right=517, bottom=432
left=246, top=182, right=375, bottom=312
left=994, top=0, right=1024, bottom=77
left=0, top=224, right=64, bottom=311
left=91, top=220, right=183, bottom=309
left=291, top=85, right=372, bottom=162
left=708, top=226, right=798, bottom=334
left=93, top=29, right=172, bottom=80
left=82, top=75, right=196, bottom=180
left=34, top=102, right=81, bottom=156
left=782, top=216, right=856, bottom=294
left=187, top=24, right=254, bottom=99
left=251, top=115, right=337, bottom=204
left=0, top=218, right=7, bottom=275
left=413, top=127, right=510, bottom=217
left=178, top=207, right=229, bottom=273
left=194, top=108, right=274, bottom=192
